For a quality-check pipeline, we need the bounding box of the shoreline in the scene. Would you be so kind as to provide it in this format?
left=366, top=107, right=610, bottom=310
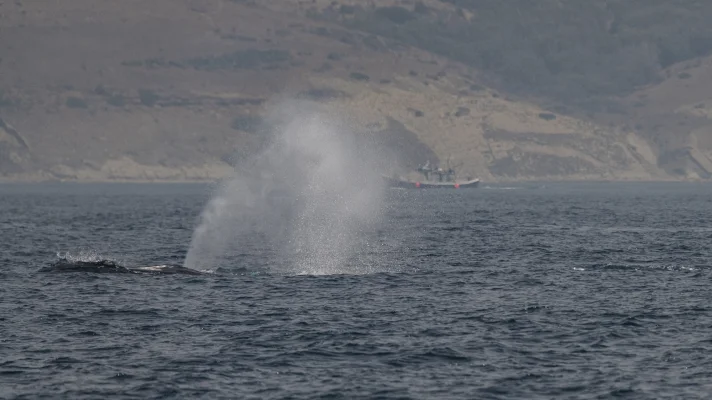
left=0, top=177, right=225, bottom=184
left=0, top=177, right=707, bottom=185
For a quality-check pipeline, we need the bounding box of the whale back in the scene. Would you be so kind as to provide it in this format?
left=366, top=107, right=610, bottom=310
left=41, top=259, right=205, bottom=275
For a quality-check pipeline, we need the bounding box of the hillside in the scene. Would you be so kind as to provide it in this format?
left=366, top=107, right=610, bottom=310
left=0, top=0, right=707, bottom=182
left=611, top=56, right=712, bottom=179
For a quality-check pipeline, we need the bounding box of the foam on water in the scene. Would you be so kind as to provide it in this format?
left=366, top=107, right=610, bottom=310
left=183, top=101, right=387, bottom=275
left=56, top=250, right=111, bottom=263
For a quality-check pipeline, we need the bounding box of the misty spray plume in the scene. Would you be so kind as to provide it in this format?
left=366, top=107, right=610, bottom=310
left=183, top=100, right=389, bottom=275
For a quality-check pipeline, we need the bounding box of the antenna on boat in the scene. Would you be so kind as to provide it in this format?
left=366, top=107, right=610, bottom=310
left=444, top=155, right=463, bottom=181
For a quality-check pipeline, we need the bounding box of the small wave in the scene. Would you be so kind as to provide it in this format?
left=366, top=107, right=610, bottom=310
left=198, top=269, right=217, bottom=274
left=481, top=186, right=523, bottom=190
left=584, top=263, right=701, bottom=272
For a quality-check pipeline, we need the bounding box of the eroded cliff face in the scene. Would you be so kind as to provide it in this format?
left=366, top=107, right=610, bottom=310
left=0, top=0, right=691, bottom=182
left=611, top=56, right=712, bottom=181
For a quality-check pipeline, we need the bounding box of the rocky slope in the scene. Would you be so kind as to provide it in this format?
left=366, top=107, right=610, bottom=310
left=0, top=0, right=698, bottom=182
left=609, top=56, right=712, bottom=180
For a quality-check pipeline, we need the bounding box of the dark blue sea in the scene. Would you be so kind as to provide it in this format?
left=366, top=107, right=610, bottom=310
left=2, top=182, right=712, bottom=399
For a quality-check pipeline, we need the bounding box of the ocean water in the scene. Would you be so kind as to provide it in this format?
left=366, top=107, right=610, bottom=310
left=1, top=182, right=712, bottom=399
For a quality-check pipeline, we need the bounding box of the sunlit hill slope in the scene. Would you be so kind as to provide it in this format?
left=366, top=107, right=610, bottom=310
left=1, top=0, right=706, bottom=181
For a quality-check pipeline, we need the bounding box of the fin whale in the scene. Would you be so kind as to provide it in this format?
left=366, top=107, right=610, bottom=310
left=40, top=259, right=206, bottom=275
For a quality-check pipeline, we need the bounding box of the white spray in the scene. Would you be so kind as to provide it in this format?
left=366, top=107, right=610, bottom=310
left=183, top=101, right=388, bottom=275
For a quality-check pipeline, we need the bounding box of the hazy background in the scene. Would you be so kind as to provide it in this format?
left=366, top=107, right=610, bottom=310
left=2, top=0, right=712, bottom=182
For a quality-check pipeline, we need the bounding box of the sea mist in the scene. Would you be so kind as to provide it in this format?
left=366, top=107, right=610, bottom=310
left=183, top=101, right=387, bottom=275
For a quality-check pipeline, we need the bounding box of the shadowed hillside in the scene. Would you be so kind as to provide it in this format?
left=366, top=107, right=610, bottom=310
left=1, top=0, right=711, bottom=181
left=322, top=0, right=712, bottom=179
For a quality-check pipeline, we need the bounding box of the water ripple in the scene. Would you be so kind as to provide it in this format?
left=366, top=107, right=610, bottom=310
left=2, top=183, right=712, bottom=398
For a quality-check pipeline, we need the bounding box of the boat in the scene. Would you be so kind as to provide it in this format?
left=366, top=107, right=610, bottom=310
left=383, top=161, right=480, bottom=189
left=383, top=175, right=480, bottom=189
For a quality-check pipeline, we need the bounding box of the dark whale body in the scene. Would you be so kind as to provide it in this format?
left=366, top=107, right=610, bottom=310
left=41, top=259, right=206, bottom=275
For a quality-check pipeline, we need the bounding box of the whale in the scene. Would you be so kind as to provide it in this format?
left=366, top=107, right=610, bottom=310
left=40, top=259, right=206, bottom=275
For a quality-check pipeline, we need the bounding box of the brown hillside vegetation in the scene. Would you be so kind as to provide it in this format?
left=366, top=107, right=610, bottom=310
left=0, top=0, right=706, bottom=181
